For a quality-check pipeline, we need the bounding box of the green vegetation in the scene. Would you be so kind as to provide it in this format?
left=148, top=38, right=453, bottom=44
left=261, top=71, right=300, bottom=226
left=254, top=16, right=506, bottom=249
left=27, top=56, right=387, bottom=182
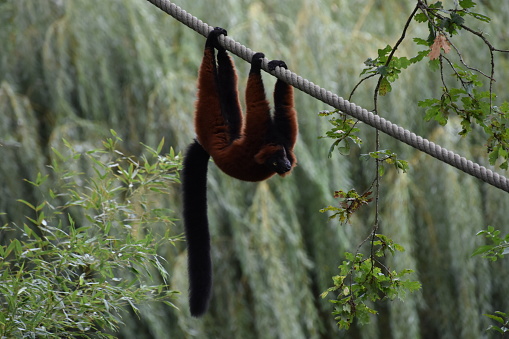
left=0, top=133, right=180, bottom=337
left=318, top=1, right=509, bottom=331
left=321, top=235, right=421, bottom=330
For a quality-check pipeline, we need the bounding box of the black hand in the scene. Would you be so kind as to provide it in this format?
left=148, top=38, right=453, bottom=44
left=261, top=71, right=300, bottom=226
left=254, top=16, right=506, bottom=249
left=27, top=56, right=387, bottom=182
left=250, top=52, right=265, bottom=72
left=268, top=60, right=288, bottom=71
left=205, top=27, right=227, bottom=49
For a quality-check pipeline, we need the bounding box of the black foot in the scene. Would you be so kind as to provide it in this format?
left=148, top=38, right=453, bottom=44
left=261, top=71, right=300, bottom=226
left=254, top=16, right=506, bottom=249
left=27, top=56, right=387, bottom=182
left=268, top=60, right=287, bottom=71
left=205, top=27, right=227, bottom=49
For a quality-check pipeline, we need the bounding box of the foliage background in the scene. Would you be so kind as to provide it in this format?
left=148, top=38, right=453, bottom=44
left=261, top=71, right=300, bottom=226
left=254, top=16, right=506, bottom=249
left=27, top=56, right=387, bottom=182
left=1, top=0, right=508, bottom=338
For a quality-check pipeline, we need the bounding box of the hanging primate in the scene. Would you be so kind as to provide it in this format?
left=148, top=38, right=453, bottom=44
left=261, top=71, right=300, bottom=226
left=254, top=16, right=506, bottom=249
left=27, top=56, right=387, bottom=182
left=181, top=27, right=298, bottom=317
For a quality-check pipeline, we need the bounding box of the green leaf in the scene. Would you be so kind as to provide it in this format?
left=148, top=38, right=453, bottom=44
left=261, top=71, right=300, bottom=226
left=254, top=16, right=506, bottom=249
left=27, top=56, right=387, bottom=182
left=17, top=199, right=35, bottom=210
left=484, top=313, right=504, bottom=324
left=414, top=13, right=428, bottom=23
left=413, top=37, right=430, bottom=46
left=471, top=245, right=495, bottom=257
left=450, top=13, right=465, bottom=26
left=36, top=202, right=46, bottom=212
left=468, top=12, right=491, bottom=23
left=157, top=138, right=165, bottom=154
left=459, top=0, right=475, bottom=9
left=395, top=57, right=412, bottom=69
left=428, top=59, right=440, bottom=71
left=410, top=50, right=431, bottom=63
left=6, top=239, right=22, bottom=257
left=378, top=77, right=392, bottom=96
left=377, top=65, right=389, bottom=76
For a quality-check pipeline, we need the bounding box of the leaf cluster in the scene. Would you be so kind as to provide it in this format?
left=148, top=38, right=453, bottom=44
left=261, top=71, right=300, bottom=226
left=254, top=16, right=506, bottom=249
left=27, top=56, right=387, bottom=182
left=0, top=131, right=182, bottom=338
left=472, top=226, right=509, bottom=261
left=321, top=235, right=421, bottom=330
left=417, top=65, right=491, bottom=127
left=319, top=189, right=373, bottom=224
left=414, top=1, right=490, bottom=39
left=484, top=311, right=509, bottom=335
left=319, top=110, right=362, bottom=156
left=362, top=150, right=409, bottom=176
left=414, top=0, right=509, bottom=168
left=361, top=45, right=427, bottom=96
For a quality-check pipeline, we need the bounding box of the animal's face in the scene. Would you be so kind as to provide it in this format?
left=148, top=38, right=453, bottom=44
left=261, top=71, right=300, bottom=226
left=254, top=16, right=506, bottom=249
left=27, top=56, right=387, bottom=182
left=265, top=148, right=292, bottom=174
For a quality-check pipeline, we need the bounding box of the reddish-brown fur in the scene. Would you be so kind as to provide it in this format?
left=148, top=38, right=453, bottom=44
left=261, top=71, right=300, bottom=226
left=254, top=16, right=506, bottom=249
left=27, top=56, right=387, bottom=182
left=182, top=28, right=298, bottom=317
left=194, top=47, right=297, bottom=182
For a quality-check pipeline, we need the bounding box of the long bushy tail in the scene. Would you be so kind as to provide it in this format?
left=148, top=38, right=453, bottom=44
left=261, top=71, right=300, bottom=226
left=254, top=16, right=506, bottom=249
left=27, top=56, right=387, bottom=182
left=181, top=140, right=212, bottom=317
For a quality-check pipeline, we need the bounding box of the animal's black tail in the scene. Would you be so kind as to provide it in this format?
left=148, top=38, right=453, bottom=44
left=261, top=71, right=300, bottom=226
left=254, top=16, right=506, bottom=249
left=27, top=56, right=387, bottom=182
left=181, top=140, right=212, bottom=317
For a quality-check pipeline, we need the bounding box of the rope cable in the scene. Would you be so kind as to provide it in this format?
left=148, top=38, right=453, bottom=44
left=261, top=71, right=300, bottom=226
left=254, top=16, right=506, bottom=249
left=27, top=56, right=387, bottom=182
left=144, top=0, right=509, bottom=193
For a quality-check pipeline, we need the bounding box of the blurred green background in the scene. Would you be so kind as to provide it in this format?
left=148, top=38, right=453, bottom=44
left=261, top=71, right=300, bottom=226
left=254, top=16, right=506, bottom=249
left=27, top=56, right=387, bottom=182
left=1, top=0, right=509, bottom=338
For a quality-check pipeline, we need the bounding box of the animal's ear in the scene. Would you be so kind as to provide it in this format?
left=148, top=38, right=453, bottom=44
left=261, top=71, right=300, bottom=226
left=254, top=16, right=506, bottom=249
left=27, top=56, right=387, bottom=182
left=254, top=144, right=284, bottom=164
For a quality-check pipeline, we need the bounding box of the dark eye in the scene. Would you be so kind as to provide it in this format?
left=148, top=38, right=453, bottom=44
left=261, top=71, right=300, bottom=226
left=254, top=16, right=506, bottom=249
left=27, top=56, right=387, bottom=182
left=273, top=162, right=277, bottom=166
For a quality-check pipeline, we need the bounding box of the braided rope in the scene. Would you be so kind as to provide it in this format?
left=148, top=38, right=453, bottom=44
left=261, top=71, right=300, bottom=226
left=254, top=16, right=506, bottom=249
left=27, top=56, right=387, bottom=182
left=145, top=0, right=509, bottom=193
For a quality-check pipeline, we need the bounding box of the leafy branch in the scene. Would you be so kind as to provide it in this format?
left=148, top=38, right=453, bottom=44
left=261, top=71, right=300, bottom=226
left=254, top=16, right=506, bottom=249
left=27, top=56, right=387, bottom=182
left=472, top=226, right=509, bottom=261
left=320, top=189, right=373, bottom=224
left=319, top=0, right=509, bottom=331
left=321, top=235, right=421, bottom=330
left=414, top=0, right=509, bottom=168
left=319, top=110, right=362, bottom=156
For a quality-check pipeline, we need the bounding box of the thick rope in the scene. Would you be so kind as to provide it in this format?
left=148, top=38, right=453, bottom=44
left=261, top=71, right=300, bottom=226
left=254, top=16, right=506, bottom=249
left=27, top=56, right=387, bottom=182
left=145, top=0, right=509, bottom=193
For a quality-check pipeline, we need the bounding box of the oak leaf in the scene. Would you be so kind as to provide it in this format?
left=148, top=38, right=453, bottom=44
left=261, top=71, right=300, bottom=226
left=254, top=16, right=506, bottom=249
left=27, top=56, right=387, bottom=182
left=429, top=34, right=451, bottom=60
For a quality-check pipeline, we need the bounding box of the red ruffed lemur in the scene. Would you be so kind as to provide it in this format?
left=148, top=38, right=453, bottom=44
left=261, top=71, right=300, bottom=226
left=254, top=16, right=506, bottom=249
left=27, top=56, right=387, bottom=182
left=181, top=27, right=298, bottom=317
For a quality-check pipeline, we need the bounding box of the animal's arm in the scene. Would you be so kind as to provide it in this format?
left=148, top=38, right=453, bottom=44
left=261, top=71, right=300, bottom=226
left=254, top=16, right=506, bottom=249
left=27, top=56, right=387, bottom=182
left=243, top=53, right=271, bottom=142
left=273, top=80, right=298, bottom=148
left=195, top=29, right=230, bottom=152
left=270, top=61, right=298, bottom=151
left=216, top=49, right=243, bottom=141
